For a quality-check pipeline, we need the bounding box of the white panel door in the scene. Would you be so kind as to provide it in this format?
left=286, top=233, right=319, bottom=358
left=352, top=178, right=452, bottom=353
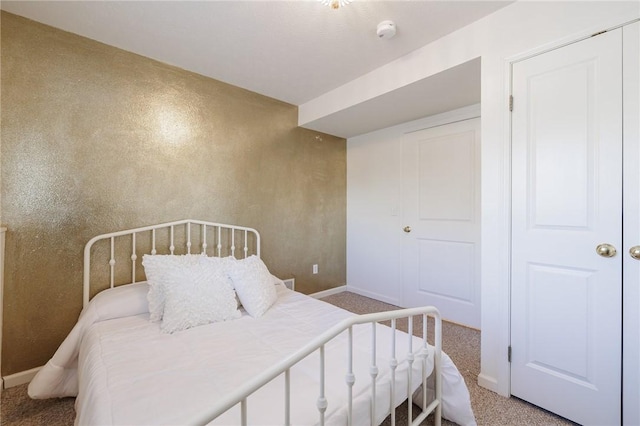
left=402, top=118, right=480, bottom=328
left=511, top=29, right=622, bottom=425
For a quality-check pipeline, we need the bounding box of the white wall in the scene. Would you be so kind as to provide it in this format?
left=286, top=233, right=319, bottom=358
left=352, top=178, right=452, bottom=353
left=340, top=1, right=640, bottom=397
left=347, top=129, right=403, bottom=305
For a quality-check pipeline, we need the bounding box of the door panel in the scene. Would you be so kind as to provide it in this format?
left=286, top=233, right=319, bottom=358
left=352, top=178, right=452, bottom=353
left=403, top=118, right=480, bottom=328
left=511, top=29, right=622, bottom=425
left=418, top=131, right=475, bottom=221
left=528, top=61, right=594, bottom=229
left=525, top=263, right=595, bottom=383
left=417, top=239, right=475, bottom=302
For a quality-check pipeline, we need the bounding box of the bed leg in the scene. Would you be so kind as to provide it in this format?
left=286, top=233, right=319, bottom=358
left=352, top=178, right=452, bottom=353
left=434, top=312, right=442, bottom=426
left=240, top=398, right=247, bottom=426
left=285, top=368, right=291, bottom=426
left=390, top=319, right=397, bottom=426
left=318, top=345, right=327, bottom=426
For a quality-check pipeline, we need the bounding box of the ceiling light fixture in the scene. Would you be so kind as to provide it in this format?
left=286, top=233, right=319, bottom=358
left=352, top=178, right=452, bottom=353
left=319, top=0, right=352, bottom=10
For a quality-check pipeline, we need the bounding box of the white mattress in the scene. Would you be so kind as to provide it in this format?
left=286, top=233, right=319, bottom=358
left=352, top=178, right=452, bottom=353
left=29, top=283, right=475, bottom=425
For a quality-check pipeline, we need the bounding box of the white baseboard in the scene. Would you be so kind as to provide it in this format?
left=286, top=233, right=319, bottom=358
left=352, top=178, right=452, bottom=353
left=3, top=366, right=41, bottom=389
left=309, top=285, right=347, bottom=299
left=345, top=286, right=401, bottom=307
left=477, top=372, right=499, bottom=393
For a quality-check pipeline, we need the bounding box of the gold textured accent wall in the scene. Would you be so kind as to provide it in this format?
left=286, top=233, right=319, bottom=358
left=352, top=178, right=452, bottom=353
left=0, top=12, right=346, bottom=376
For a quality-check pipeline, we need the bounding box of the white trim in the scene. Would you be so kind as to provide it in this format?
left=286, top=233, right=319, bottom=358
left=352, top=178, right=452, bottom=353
left=403, top=103, right=481, bottom=135
left=308, top=285, right=347, bottom=299
left=350, top=104, right=480, bottom=142
left=3, top=366, right=41, bottom=389
left=480, top=51, right=513, bottom=398
left=622, top=21, right=639, bottom=426
left=477, top=373, right=499, bottom=393
left=345, top=285, right=401, bottom=307
left=508, top=17, right=639, bottom=65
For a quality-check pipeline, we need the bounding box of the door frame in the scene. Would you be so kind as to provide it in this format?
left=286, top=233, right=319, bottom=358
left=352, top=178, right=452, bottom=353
left=621, top=21, right=639, bottom=426
left=493, top=17, right=640, bottom=419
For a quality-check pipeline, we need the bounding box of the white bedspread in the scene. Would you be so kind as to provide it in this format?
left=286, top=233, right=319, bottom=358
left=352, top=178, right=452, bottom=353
left=29, top=283, right=476, bottom=426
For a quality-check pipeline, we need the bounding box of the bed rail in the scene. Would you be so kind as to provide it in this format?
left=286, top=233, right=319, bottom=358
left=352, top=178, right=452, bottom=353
left=83, top=219, right=260, bottom=308
left=191, top=306, right=442, bottom=426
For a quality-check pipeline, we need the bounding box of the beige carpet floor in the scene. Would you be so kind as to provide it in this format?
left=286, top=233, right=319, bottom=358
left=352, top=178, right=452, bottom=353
left=1, top=291, right=576, bottom=426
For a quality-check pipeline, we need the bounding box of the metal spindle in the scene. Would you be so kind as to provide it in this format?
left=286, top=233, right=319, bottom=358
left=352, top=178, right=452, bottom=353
left=231, top=229, right=236, bottom=258
left=345, top=327, right=355, bottom=426
left=202, top=224, right=208, bottom=254
left=84, top=220, right=262, bottom=309
left=407, top=316, right=414, bottom=424
left=151, top=229, right=157, bottom=255
left=435, top=314, right=442, bottom=426
left=422, top=314, right=429, bottom=410
left=390, top=318, right=397, bottom=426
left=317, top=345, right=327, bottom=426
left=169, top=226, right=175, bottom=254
left=285, top=369, right=291, bottom=426
left=370, top=323, right=379, bottom=425
left=186, top=223, right=192, bottom=254
left=109, top=237, right=115, bottom=289
left=131, top=233, right=137, bottom=283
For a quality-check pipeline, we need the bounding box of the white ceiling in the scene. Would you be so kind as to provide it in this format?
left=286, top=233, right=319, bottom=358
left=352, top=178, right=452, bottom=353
left=1, top=1, right=511, bottom=137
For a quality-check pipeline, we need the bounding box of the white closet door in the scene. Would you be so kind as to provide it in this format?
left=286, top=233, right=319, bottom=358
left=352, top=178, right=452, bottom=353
left=510, top=29, right=622, bottom=425
left=402, top=118, right=480, bottom=328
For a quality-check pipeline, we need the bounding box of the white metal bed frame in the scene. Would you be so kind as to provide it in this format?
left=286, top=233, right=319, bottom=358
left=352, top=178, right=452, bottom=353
left=83, top=219, right=260, bottom=308
left=82, top=219, right=442, bottom=426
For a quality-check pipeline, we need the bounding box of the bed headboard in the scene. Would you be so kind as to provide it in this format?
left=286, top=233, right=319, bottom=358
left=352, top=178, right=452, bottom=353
left=83, top=219, right=260, bottom=307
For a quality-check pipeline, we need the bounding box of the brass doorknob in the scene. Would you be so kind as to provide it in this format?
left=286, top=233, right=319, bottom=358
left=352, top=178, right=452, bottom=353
left=403, top=226, right=412, bottom=233
left=630, top=246, right=640, bottom=260
left=596, top=243, right=617, bottom=258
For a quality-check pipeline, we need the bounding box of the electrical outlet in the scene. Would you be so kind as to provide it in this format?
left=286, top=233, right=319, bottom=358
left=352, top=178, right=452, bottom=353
left=282, top=278, right=295, bottom=291
left=312, top=264, right=318, bottom=274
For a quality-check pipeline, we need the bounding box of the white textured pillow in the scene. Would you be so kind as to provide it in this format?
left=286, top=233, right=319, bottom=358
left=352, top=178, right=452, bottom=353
left=142, top=254, right=203, bottom=322
left=200, top=256, right=240, bottom=307
left=160, top=261, right=241, bottom=333
left=228, top=255, right=277, bottom=318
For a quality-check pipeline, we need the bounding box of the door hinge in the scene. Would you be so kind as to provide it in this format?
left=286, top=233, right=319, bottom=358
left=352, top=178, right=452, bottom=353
left=509, top=95, right=514, bottom=112
left=508, top=346, right=512, bottom=362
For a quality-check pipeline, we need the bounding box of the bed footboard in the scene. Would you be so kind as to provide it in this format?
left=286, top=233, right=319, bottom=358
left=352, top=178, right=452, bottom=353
left=192, top=306, right=442, bottom=426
